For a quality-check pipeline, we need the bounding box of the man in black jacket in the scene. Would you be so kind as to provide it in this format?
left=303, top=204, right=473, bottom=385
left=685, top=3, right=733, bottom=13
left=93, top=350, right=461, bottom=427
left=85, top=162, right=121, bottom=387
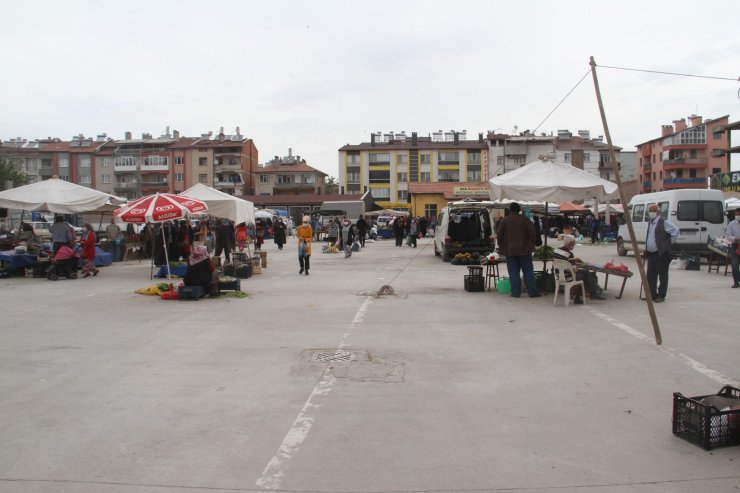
left=495, top=202, right=541, bottom=298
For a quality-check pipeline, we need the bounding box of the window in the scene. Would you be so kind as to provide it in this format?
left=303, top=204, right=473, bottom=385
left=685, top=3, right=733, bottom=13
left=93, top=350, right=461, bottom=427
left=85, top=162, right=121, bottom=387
left=114, top=156, right=137, bottom=167
left=713, top=131, right=723, bottom=140
left=78, top=155, right=91, bottom=168
left=260, top=175, right=270, bottom=183
left=564, top=153, right=571, bottom=163
left=467, top=170, right=481, bottom=181
left=632, top=204, right=645, bottom=222
left=512, top=156, right=526, bottom=165
left=420, top=172, right=431, bottom=182
left=102, top=174, right=110, bottom=184
left=372, top=187, right=390, bottom=199
left=467, top=151, right=481, bottom=165
left=199, top=157, right=207, bottom=166
left=79, top=175, right=91, bottom=184
left=677, top=201, right=723, bottom=224
left=424, top=204, right=437, bottom=218
left=346, top=184, right=361, bottom=193
left=438, top=172, right=459, bottom=182
left=712, top=168, right=722, bottom=175
left=369, top=153, right=390, bottom=165
left=438, top=151, right=459, bottom=164
left=346, top=172, right=360, bottom=184
left=658, top=202, right=669, bottom=219
left=689, top=168, right=697, bottom=178
left=397, top=190, right=408, bottom=201
left=347, top=152, right=360, bottom=165
left=58, top=153, right=69, bottom=169
left=277, top=175, right=293, bottom=184
left=369, top=170, right=390, bottom=183
left=496, top=156, right=504, bottom=166
left=175, top=156, right=183, bottom=165
left=101, top=157, right=111, bottom=167
left=301, top=174, right=314, bottom=184
left=199, top=174, right=208, bottom=184
left=175, top=173, right=184, bottom=182
left=397, top=172, right=408, bottom=182
left=583, top=153, right=591, bottom=162
left=25, top=159, right=37, bottom=173
left=397, top=153, right=408, bottom=165
left=420, top=153, right=431, bottom=164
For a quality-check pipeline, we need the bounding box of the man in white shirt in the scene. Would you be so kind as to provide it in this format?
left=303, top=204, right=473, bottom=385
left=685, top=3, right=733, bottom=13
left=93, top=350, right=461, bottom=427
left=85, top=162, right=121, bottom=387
left=644, top=204, right=679, bottom=302
left=724, top=207, right=740, bottom=288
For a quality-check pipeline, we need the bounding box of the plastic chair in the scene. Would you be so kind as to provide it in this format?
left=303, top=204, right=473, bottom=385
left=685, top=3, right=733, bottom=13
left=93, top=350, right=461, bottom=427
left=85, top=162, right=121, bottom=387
left=552, top=259, right=586, bottom=306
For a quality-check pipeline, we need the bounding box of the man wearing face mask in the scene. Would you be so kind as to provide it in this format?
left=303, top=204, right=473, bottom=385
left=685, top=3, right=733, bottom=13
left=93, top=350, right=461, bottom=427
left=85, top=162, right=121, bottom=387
left=724, top=207, right=740, bottom=288
left=644, top=203, right=679, bottom=302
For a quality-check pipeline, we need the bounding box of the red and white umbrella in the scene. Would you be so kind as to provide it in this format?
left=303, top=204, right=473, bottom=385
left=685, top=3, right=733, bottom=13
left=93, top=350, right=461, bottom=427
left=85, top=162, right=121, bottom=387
left=114, top=193, right=208, bottom=279
left=114, top=193, right=208, bottom=223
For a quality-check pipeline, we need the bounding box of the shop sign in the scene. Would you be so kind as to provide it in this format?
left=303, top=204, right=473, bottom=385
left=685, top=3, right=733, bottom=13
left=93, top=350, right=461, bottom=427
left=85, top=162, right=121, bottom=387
left=453, top=186, right=489, bottom=197
left=719, top=171, right=740, bottom=192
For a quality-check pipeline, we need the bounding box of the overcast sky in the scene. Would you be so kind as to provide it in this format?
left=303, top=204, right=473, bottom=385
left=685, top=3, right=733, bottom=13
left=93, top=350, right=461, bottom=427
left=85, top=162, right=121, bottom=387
left=2, top=0, right=739, bottom=176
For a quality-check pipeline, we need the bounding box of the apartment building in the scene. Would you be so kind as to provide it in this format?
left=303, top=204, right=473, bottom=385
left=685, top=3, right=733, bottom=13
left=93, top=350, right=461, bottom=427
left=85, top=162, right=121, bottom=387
left=255, top=149, right=327, bottom=196
left=0, top=138, right=47, bottom=186
left=636, top=115, right=729, bottom=194
left=39, top=134, right=111, bottom=188
left=487, top=129, right=623, bottom=181
left=338, top=130, right=488, bottom=210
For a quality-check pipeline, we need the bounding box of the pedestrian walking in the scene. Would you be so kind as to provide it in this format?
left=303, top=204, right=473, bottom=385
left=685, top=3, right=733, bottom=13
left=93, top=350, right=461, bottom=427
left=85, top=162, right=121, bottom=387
left=296, top=215, right=313, bottom=275
left=341, top=218, right=355, bottom=258
left=214, top=219, right=232, bottom=263
left=254, top=219, right=264, bottom=251
left=643, top=203, right=679, bottom=302
left=407, top=217, right=418, bottom=248
left=274, top=218, right=287, bottom=250
left=235, top=222, right=248, bottom=252
left=726, top=207, right=740, bottom=288
left=79, top=222, right=99, bottom=278
left=393, top=216, right=406, bottom=247
left=356, top=215, right=368, bottom=247
left=495, top=202, right=540, bottom=298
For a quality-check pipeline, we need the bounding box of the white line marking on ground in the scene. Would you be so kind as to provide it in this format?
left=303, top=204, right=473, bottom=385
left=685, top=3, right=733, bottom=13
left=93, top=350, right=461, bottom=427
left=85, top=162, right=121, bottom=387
left=584, top=306, right=739, bottom=387
left=255, top=296, right=373, bottom=490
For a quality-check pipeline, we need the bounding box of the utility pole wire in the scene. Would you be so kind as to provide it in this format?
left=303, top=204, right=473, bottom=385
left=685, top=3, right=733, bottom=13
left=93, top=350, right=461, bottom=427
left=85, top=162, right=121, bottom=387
left=599, top=64, right=738, bottom=82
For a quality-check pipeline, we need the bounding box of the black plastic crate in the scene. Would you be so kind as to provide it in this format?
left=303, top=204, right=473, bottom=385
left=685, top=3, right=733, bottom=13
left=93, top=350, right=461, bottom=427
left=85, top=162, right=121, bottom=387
left=464, top=275, right=484, bottom=292
left=218, top=278, right=241, bottom=292
left=232, top=252, right=249, bottom=265
left=672, top=385, right=740, bottom=450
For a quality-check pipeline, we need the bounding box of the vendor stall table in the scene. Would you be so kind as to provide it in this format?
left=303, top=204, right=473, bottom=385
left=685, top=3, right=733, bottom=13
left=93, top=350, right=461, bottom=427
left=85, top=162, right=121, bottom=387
left=576, top=263, right=633, bottom=299
left=0, top=250, right=38, bottom=272
left=707, top=244, right=730, bottom=276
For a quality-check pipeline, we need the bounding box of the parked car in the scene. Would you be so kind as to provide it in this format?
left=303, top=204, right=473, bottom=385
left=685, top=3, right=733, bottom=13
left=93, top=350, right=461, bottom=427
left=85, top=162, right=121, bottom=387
left=12, top=221, right=53, bottom=241
left=434, top=200, right=496, bottom=261
left=616, top=189, right=725, bottom=256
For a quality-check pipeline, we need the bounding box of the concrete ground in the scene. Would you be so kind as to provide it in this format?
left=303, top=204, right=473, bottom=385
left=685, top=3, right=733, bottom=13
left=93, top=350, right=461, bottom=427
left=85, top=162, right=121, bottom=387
left=0, top=236, right=738, bottom=493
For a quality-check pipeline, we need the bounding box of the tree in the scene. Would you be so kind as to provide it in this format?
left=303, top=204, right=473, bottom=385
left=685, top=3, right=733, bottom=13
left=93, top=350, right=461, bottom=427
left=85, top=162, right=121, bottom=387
left=324, top=175, right=339, bottom=195
left=0, top=156, right=28, bottom=191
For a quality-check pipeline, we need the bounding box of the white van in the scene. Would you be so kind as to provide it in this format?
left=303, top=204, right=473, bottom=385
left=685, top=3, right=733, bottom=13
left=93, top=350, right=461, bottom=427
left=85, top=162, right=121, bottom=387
left=434, top=200, right=496, bottom=261
left=616, top=189, right=725, bottom=256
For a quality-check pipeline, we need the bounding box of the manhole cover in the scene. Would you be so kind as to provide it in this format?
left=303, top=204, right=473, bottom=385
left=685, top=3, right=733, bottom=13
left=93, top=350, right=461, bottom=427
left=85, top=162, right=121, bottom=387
left=311, top=350, right=357, bottom=363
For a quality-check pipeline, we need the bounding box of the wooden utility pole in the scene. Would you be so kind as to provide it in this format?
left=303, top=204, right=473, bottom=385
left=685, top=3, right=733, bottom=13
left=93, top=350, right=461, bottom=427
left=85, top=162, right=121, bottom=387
left=590, top=56, right=663, bottom=345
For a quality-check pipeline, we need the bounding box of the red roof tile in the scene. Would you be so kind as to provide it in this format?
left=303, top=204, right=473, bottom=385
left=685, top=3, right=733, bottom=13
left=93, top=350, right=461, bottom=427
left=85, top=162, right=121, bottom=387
left=256, top=162, right=327, bottom=176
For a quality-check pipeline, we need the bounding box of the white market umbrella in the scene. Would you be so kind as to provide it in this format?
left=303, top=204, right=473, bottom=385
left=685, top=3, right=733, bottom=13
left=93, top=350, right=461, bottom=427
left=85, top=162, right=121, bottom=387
left=489, top=154, right=619, bottom=267
left=180, top=183, right=255, bottom=225
left=0, top=178, right=125, bottom=213
left=255, top=209, right=274, bottom=219
left=488, top=155, right=619, bottom=203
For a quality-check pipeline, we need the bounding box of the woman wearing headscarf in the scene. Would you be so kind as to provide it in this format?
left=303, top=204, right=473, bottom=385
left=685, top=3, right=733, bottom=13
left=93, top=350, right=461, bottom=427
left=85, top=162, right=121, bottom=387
left=79, top=222, right=99, bottom=278
left=235, top=222, right=248, bottom=252
left=341, top=217, right=355, bottom=258
left=273, top=218, right=287, bottom=250
left=296, top=215, right=313, bottom=275
left=183, top=245, right=218, bottom=297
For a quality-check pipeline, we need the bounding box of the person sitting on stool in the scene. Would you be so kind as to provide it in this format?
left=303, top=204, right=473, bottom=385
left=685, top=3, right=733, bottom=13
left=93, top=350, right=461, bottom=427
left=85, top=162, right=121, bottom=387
left=553, top=235, right=607, bottom=304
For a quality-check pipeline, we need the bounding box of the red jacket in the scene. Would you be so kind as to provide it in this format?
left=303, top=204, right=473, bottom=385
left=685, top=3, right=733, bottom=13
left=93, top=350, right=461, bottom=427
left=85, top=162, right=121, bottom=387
left=81, top=231, right=96, bottom=260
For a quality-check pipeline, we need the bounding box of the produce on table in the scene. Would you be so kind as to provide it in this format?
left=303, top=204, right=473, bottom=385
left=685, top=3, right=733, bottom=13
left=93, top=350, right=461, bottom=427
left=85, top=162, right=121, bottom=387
left=603, top=259, right=630, bottom=272
left=533, top=245, right=554, bottom=260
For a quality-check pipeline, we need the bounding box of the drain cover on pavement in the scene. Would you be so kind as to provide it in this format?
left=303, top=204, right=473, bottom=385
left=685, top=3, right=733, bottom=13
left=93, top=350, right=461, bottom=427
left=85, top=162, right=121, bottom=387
left=311, top=350, right=357, bottom=363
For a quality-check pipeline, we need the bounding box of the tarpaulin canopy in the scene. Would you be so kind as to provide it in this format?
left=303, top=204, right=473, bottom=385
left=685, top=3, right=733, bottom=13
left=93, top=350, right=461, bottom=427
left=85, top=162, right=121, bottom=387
left=180, top=183, right=255, bottom=225
left=0, top=178, right=126, bottom=213
left=488, top=155, right=619, bottom=203
left=559, top=201, right=591, bottom=213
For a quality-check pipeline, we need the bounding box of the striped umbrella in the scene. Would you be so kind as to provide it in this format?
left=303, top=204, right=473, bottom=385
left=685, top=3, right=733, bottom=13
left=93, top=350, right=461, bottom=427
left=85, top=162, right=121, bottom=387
left=114, top=193, right=208, bottom=279
left=114, top=193, right=207, bottom=223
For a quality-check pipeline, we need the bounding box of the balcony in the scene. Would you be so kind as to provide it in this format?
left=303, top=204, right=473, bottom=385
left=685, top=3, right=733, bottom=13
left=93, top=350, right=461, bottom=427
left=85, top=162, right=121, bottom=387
left=114, top=164, right=138, bottom=173
left=114, top=182, right=137, bottom=190
left=663, top=157, right=707, bottom=169
left=140, top=180, right=168, bottom=188
left=663, top=177, right=706, bottom=189
left=140, top=163, right=169, bottom=172
left=215, top=163, right=243, bottom=173
left=643, top=181, right=652, bottom=189
left=273, top=181, right=315, bottom=190
left=711, top=149, right=727, bottom=158
left=39, top=167, right=53, bottom=177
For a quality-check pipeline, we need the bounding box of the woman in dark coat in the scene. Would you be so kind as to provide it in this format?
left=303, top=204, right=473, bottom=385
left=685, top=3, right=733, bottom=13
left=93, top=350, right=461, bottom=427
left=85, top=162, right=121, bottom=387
left=273, top=218, right=287, bottom=250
